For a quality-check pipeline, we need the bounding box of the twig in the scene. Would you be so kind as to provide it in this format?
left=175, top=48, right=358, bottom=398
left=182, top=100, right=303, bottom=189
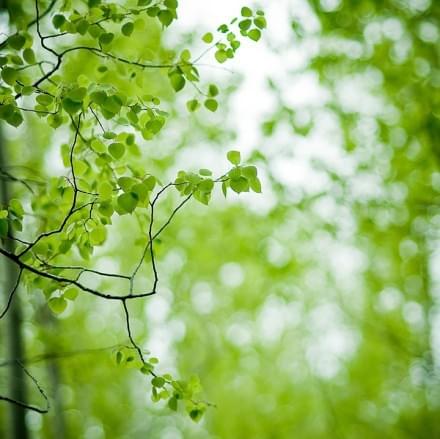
left=0, top=362, right=49, bottom=414
left=0, top=268, right=22, bottom=320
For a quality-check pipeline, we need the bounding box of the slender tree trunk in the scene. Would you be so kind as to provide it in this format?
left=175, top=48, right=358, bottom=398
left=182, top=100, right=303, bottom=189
left=47, top=361, right=65, bottom=438
left=0, top=0, right=29, bottom=434
left=38, top=307, right=66, bottom=438
left=0, top=124, right=29, bottom=438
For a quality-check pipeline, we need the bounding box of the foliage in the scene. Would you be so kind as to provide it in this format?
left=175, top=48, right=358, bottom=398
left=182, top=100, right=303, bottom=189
left=0, top=0, right=264, bottom=425
left=0, top=0, right=439, bottom=438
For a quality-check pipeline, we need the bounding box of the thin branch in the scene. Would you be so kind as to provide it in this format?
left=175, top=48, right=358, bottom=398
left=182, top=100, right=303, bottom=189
left=0, top=169, right=36, bottom=193
left=18, top=114, right=82, bottom=258
left=28, top=0, right=57, bottom=28
left=89, top=106, right=105, bottom=133
left=122, top=300, right=146, bottom=365
left=130, top=190, right=191, bottom=285
left=0, top=362, right=49, bottom=414
left=0, top=344, right=131, bottom=368
left=0, top=247, right=156, bottom=300
left=148, top=201, right=158, bottom=293
left=0, top=268, right=22, bottom=320
left=37, top=259, right=131, bottom=282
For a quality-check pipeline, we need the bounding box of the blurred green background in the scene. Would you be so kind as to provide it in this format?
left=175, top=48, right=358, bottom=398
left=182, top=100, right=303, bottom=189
left=0, top=0, right=439, bottom=437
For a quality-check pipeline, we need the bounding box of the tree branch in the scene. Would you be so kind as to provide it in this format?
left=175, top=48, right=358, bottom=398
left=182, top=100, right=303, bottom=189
left=0, top=268, right=22, bottom=320
left=0, top=361, right=49, bottom=414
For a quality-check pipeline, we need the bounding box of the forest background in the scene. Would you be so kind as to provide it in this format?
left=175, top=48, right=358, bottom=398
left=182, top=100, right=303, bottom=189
left=0, top=0, right=439, bottom=438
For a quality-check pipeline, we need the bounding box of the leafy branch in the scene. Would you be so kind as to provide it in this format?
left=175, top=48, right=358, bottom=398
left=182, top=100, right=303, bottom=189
left=0, top=0, right=265, bottom=422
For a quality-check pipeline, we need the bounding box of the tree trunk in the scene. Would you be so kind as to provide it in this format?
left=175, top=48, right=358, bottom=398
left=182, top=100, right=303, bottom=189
left=0, top=124, right=29, bottom=438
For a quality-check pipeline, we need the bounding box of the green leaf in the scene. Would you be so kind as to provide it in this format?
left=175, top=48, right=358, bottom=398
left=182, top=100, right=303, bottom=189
left=152, top=376, right=165, bottom=388
left=249, top=177, right=262, bottom=193
left=145, top=117, right=165, bottom=134
left=143, top=175, right=156, bottom=191
left=88, top=23, right=102, bottom=39
left=90, top=226, right=107, bottom=245
left=48, top=297, right=68, bottom=314
left=21, top=86, right=34, bottom=96
left=64, top=287, right=79, bottom=301
left=0, top=218, right=8, bottom=238
left=90, top=91, right=107, bottom=105
left=116, top=351, right=123, bottom=365
left=62, top=97, right=82, bottom=114
left=230, top=177, right=249, bottom=193
left=227, top=150, right=241, bottom=165
left=165, top=0, right=178, bottom=8
left=122, top=22, right=134, bottom=37
left=103, top=131, right=116, bottom=139
left=67, top=87, right=87, bottom=102
left=168, top=396, right=178, bottom=411
left=151, top=386, right=160, bottom=402
left=248, top=29, right=261, bottom=41
left=132, top=183, right=150, bottom=202
left=218, top=24, right=229, bottom=33
left=147, top=6, right=160, bottom=17
left=189, top=408, right=204, bottom=422
left=241, top=6, right=253, bottom=17
left=231, top=40, right=240, bottom=50
left=103, top=95, right=122, bottom=114
left=36, top=94, right=54, bottom=106
left=158, top=10, right=173, bottom=27
left=180, top=49, right=191, bottom=62
left=186, top=99, right=200, bottom=112
left=52, top=14, right=66, bottom=29
left=222, top=180, right=228, bottom=197
left=1, top=67, right=17, bottom=85
left=170, top=73, right=186, bottom=92
left=91, top=138, right=106, bottom=154
left=215, top=50, right=228, bottom=63
left=254, top=16, right=267, bottom=29
left=227, top=31, right=236, bottom=42
left=242, top=165, right=257, bottom=179
left=59, top=240, right=72, bottom=254
left=98, top=181, right=113, bottom=198
left=239, top=19, right=252, bottom=31
left=9, top=199, right=24, bottom=217
left=23, top=48, right=36, bottom=64
left=10, top=54, right=22, bottom=65
left=202, top=32, right=213, bottom=43
left=6, top=110, right=23, bottom=128
left=8, top=34, right=25, bottom=50
left=118, top=176, right=135, bottom=192
left=99, top=33, right=114, bottom=46
left=127, top=110, right=138, bottom=124
left=199, top=178, right=214, bottom=192
left=140, top=363, right=153, bottom=374
left=76, top=19, right=89, bottom=35
left=109, top=142, right=125, bottom=159
left=208, top=84, right=219, bottom=97
left=229, top=167, right=241, bottom=179
left=199, top=168, right=212, bottom=176
left=48, top=113, right=63, bottom=128
left=98, top=201, right=114, bottom=218
left=204, top=98, right=218, bottom=112
left=193, top=190, right=210, bottom=205
left=117, top=192, right=138, bottom=213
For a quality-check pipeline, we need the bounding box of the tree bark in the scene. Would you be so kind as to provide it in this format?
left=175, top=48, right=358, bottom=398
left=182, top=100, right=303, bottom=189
left=0, top=125, right=29, bottom=438
left=0, top=0, right=29, bottom=434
